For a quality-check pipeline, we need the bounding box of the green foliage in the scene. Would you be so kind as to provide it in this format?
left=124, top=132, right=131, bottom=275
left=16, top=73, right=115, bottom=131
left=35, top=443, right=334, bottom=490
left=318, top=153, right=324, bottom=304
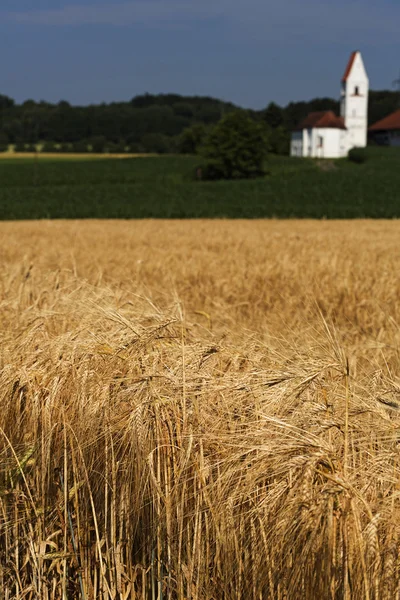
left=0, top=94, right=14, bottom=109
left=348, top=147, right=368, bottom=164
left=178, top=124, right=208, bottom=154
left=284, top=97, right=341, bottom=130
left=0, top=132, right=9, bottom=145
left=0, top=92, right=237, bottom=148
left=0, top=147, right=399, bottom=219
left=72, top=140, right=89, bottom=153
left=172, top=102, right=195, bottom=118
left=201, top=112, right=269, bottom=180
left=263, top=102, right=285, bottom=128
left=13, top=142, right=38, bottom=153
left=107, top=141, right=127, bottom=154
left=368, top=90, right=400, bottom=126
left=41, top=142, right=58, bottom=153
left=0, top=90, right=397, bottom=155
left=140, top=133, right=173, bottom=154
left=127, top=142, right=144, bottom=153
left=269, top=126, right=290, bottom=155
left=195, top=105, right=224, bottom=124
left=89, top=136, right=107, bottom=153
left=59, top=143, right=71, bottom=153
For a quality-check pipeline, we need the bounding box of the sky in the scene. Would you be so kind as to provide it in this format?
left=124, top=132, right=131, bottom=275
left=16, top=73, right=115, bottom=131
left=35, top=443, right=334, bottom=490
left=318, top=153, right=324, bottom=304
left=1, top=0, right=399, bottom=109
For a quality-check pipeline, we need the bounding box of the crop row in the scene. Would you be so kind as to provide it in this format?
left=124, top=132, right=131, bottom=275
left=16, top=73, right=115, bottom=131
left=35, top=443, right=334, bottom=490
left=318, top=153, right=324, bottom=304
left=0, top=150, right=399, bottom=219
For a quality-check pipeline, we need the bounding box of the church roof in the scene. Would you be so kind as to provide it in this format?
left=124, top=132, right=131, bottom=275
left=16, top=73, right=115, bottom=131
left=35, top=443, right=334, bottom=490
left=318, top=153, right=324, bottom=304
left=369, top=109, right=400, bottom=131
left=342, top=51, right=358, bottom=82
left=294, top=111, right=347, bottom=131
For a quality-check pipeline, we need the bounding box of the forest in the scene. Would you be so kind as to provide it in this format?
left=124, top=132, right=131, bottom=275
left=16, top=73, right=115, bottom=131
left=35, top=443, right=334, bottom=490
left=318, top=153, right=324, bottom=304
left=0, top=89, right=398, bottom=154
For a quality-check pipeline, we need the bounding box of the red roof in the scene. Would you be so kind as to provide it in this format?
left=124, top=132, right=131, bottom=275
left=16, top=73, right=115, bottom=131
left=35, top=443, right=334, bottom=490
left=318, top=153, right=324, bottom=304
left=342, top=51, right=358, bottom=82
left=369, top=109, right=400, bottom=132
left=294, top=111, right=347, bottom=131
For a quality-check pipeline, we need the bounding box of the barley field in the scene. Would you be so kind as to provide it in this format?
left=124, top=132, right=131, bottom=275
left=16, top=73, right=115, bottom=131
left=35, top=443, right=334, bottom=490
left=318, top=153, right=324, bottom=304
left=1, top=220, right=400, bottom=599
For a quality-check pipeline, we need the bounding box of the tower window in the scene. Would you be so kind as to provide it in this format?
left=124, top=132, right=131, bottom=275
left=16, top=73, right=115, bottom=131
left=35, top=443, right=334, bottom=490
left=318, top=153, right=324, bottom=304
left=354, top=86, right=360, bottom=95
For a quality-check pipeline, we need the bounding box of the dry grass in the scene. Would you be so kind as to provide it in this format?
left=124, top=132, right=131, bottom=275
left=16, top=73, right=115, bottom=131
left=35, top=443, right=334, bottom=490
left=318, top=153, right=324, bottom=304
left=1, top=220, right=400, bottom=599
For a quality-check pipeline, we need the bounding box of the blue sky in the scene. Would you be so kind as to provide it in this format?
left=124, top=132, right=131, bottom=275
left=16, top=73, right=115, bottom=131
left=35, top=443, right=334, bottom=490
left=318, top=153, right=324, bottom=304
left=1, top=0, right=399, bottom=108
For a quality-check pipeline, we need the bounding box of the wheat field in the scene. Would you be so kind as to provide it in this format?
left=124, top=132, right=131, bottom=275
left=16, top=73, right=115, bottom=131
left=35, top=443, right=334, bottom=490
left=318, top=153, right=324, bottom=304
left=1, top=220, right=400, bottom=599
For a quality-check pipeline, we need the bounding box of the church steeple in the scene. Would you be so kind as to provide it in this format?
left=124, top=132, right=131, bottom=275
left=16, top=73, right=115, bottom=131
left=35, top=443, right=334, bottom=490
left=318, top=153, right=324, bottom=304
left=290, top=50, right=369, bottom=158
left=340, top=51, right=369, bottom=150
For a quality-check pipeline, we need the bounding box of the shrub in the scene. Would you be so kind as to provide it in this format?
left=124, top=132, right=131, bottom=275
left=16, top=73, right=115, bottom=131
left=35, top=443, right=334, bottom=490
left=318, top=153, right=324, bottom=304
left=348, top=147, right=368, bottom=164
left=55, top=143, right=71, bottom=153
left=0, top=132, right=9, bottom=149
left=41, top=142, right=58, bottom=153
left=89, top=136, right=107, bottom=153
left=195, top=160, right=222, bottom=181
left=178, top=124, right=208, bottom=154
left=269, top=126, right=290, bottom=155
left=14, top=143, right=37, bottom=153
left=14, top=142, right=26, bottom=152
left=201, top=111, right=269, bottom=180
left=108, top=142, right=129, bottom=154
left=71, top=140, right=89, bottom=153
left=141, top=133, right=172, bottom=154
left=127, top=142, right=144, bottom=154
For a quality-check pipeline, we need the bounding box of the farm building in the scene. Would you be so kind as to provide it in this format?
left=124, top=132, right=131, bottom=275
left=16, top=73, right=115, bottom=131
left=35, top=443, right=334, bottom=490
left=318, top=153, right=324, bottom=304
left=369, top=109, right=400, bottom=147
left=291, top=51, right=369, bottom=158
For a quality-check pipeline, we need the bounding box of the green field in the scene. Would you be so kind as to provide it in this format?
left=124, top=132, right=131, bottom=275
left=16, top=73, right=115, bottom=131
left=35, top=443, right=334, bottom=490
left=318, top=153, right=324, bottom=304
left=0, top=147, right=399, bottom=219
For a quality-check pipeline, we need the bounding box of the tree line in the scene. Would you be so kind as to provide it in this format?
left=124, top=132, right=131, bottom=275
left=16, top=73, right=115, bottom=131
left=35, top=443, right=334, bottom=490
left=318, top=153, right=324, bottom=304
left=0, top=89, right=398, bottom=154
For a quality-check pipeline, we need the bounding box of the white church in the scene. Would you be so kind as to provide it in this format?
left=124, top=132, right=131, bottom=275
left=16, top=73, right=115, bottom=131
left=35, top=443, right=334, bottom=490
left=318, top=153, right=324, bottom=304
left=290, top=51, right=369, bottom=158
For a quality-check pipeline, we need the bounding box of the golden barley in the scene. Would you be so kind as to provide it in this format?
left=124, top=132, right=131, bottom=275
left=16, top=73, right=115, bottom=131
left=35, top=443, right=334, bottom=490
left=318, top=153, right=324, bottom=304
left=1, top=219, right=400, bottom=598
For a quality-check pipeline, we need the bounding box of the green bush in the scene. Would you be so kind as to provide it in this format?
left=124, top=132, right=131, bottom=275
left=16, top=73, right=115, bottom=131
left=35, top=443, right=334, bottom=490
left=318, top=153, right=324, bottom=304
left=14, top=143, right=37, bottom=153
left=269, top=126, right=290, bottom=156
left=14, top=142, right=26, bottom=152
left=0, top=144, right=8, bottom=153
left=0, top=133, right=9, bottom=148
left=107, top=142, right=128, bottom=154
left=178, top=124, right=208, bottom=154
left=41, top=142, right=58, bottom=153
left=141, top=133, right=173, bottom=154
left=60, top=143, right=73, bottom=153
left=201, top=111, right=269, bottom=180
left=89, top=136, right=107, bottom=153
left=125, top=142, right=142, bottom=153
left=72, top=141, right=89, bottom=153
left=195, top=160, right=223, bottom=181
left=348, top=147, right=368, bottom=164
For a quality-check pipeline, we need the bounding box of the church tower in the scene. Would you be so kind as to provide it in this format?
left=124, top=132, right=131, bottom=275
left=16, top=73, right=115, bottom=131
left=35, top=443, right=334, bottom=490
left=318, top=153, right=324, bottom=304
left=340, top=51, right=369, bottom=150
